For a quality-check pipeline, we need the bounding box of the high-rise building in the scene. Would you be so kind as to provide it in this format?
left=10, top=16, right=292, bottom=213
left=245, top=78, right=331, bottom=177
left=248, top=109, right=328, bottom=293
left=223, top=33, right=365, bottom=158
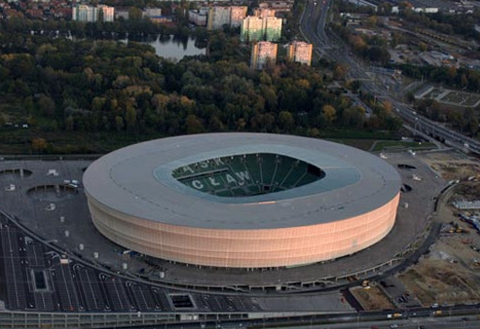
left=241, top=16, right=263, bottom=42
left=207, top=6, right=231, bottom=30
left=98, top=5, right=114, bottom=22
left=287, top=41, right=313, bottom=66
left=251, top=41, right=277, bottom=70
left=143, top=7, right=162, bottom=19
left=230, top=6, right=247, bottom=27
left=253, top=8, right=275, bottom=18
left=258, top=1, right=294, bottom=13
left=264, top=16, right=282, bottom=41
left=188, top=9, right=207, bottom=26
left=241, top=16, right=282, bottom=42
left=205, top=6, right=247, bottom=30
left=72, top=4, right=114, bottom=22
left=72, top=5, right=96, bottom=22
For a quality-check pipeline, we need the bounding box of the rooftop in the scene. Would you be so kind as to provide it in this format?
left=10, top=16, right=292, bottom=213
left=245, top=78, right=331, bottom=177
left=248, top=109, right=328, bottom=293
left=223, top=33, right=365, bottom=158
left=83, top=133, right=401, bottom=230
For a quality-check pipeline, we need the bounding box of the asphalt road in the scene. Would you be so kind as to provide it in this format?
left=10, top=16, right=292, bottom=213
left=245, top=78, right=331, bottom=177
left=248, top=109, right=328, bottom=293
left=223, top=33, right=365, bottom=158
left=299, top=1, right=480, bottom=155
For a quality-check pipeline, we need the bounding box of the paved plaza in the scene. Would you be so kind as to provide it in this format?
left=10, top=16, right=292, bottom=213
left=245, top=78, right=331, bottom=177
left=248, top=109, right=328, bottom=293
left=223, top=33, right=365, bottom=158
left=0, top=149, right=448, bottom=313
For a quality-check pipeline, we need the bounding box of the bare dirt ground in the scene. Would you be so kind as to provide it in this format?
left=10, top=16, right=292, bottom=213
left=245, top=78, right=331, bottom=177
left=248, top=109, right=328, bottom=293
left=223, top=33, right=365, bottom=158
left=398, top=258, right=480, bottom=306
left=397, top=150, right=480, bottom=307
left=432, top=163, right=480, bottom=181
left=350, top=285, right=395, bottom=310
left=418, top=150, right=480, bottom=181
left=452, top=182, right=480, bottom=201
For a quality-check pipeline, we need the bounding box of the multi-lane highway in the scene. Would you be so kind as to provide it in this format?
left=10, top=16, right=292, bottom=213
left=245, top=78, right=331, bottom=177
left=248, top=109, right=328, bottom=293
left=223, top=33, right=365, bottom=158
left=299, top=1, right=480, bottom=155
left=300, top=0, right=369, bottom=80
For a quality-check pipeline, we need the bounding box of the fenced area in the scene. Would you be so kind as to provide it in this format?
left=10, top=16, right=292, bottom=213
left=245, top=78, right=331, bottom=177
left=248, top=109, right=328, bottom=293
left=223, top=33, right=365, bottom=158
left=421, top=88, right=480, bottom=108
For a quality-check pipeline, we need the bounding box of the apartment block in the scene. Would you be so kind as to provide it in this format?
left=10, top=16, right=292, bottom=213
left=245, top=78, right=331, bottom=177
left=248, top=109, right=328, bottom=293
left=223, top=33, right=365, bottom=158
left=72, top=4, right=114, bottom=22
left=207, top=6, right=231, bottom=30
left=287, top=41, right=313, bottom=66
left=264, top=16, right=282, bottom=41
left=72, top=4, right=96, bottom=22
left=230, top=6, right=247, bottom=27
left=259, top=1, right=294, bottom=13
left=98, top=5, right=114, bottom=22
left=241, top=15, right=282, bottom=42
left=143, top=7, right=162, bottom=19
left=253, top=8, right=275, bottom=18
left=251, top=41, right=277, bottom=69
left=241, top=16, right=263, bottom=42
left=188, top=9, right=207, bottom=26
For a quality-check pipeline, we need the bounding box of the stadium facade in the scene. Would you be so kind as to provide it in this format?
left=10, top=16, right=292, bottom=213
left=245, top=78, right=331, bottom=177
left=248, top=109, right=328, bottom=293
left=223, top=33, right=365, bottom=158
left=83, top=133, right=401, bottom=268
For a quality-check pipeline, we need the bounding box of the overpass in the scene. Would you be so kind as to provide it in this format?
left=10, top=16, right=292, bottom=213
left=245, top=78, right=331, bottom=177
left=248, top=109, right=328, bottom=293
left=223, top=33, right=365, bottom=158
left=299, top=0, right=480, bottom=155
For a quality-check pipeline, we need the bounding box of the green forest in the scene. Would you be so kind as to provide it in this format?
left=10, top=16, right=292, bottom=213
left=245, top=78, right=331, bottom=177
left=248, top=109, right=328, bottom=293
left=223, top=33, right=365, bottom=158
left=0, top=17, right=401, bottom=154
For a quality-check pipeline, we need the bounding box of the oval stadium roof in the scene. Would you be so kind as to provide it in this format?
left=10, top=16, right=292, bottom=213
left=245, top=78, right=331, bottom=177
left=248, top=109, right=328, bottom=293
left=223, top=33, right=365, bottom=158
left=83, top=133, right=401, bottom=230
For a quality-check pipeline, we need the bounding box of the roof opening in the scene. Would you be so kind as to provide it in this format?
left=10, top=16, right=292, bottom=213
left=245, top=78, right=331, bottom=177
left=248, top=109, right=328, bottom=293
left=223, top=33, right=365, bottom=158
left=171, top=153, right=325, bottom=197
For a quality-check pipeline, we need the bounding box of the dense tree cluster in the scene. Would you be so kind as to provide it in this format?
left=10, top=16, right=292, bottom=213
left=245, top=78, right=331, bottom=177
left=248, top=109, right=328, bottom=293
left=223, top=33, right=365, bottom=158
left=0, top=30, right=401, bottom=143
left=330, top=23, right=391, bottom=65
left=412, top=98, right=479, bottom=137
left=0, top=14, right=192, bottom=38
left=398, top=64, right=480, bottom=93
left=398, top=62, right=480, bottom=137
left=400, top=10, right=480, bottom=39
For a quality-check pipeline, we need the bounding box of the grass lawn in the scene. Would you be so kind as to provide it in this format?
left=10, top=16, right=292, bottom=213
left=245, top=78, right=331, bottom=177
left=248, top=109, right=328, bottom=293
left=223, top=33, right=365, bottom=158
left=328, top=139, right=377, bottom=151
left=371, top=140, right=437, bottom=152
left=0, top=129, right=167, bottom=154
left=0, top=127, right=407, bottom=155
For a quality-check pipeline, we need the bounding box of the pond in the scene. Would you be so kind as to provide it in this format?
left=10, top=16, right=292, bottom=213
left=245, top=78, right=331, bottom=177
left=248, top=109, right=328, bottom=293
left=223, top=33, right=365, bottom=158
left=32, top=30, right=207, bottom=62
left=126, top=34, right=206, bottom=61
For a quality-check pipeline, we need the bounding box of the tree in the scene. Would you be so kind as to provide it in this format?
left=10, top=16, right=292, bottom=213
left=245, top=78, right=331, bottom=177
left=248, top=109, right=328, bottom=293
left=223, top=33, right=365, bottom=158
left=125, top=106, right=137, bottom=131
left=31, top=138, right=48, bottom=154
left=179, top=96, right=195, bottom=113
left=378, top=2, right=392, bottom=14
left=447, top=66, right=457, bottom=82
left=115, top=116, right=124, bottom=131
left=390, top=32, right=406, bottom=48
left=399, top=1, right=413, bottom=10
left=92, top=97, right=106, bottom=112
left=321, top=105, right=336, bottom=126
left=365, top=47, right=390, bottom=65
left=37, top=95, right=56, bottom=117
left=460, top=74, right=468, bottom=88
left=349, top=80, right=361, bottom=93
left=463, top=108, right=478, bottom=136
left=382, top=101, right=393, bottom=115
left=9, top=79, right=31, bottom=97
left=349, top=35, right=367, bottom=53
left=260, top=85, right=277, bottom=111
left=278, top=111, right=295, bottom=131
left=152, top=94, right=170, bottom=113
left=258, top=72, right=272, bottom=85
left=418, top=42, right=428, bottom=52
left=208, top=116, right=224, bottom=132
left=185, top=114, right=204, bottom=134
left=65, top=116, right=75, bottom=131
left=4, top=54, right=35, bottom=80
left=365, top=15, right=378, bottom=28
left=334, top=64, right=348, bottom=80
left=341, top=106, right=365, bottom=128
left=236, top=118, right=246, bottom=131
left=128, top=7, right=143, bottom=21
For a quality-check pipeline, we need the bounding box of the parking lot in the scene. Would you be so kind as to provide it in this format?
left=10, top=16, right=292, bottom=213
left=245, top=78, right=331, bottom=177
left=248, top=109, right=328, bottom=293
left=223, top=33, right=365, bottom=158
left=0, top=151, right=447, bottom=312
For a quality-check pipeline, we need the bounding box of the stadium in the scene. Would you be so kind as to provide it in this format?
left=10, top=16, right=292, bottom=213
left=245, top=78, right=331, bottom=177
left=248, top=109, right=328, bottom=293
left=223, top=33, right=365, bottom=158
left=83, top=133, right=401, bottom=269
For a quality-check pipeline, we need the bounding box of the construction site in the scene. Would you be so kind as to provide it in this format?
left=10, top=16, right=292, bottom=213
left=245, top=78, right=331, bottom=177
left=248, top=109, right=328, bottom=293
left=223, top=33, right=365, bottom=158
left=348, top=149, right=480, bottom=310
